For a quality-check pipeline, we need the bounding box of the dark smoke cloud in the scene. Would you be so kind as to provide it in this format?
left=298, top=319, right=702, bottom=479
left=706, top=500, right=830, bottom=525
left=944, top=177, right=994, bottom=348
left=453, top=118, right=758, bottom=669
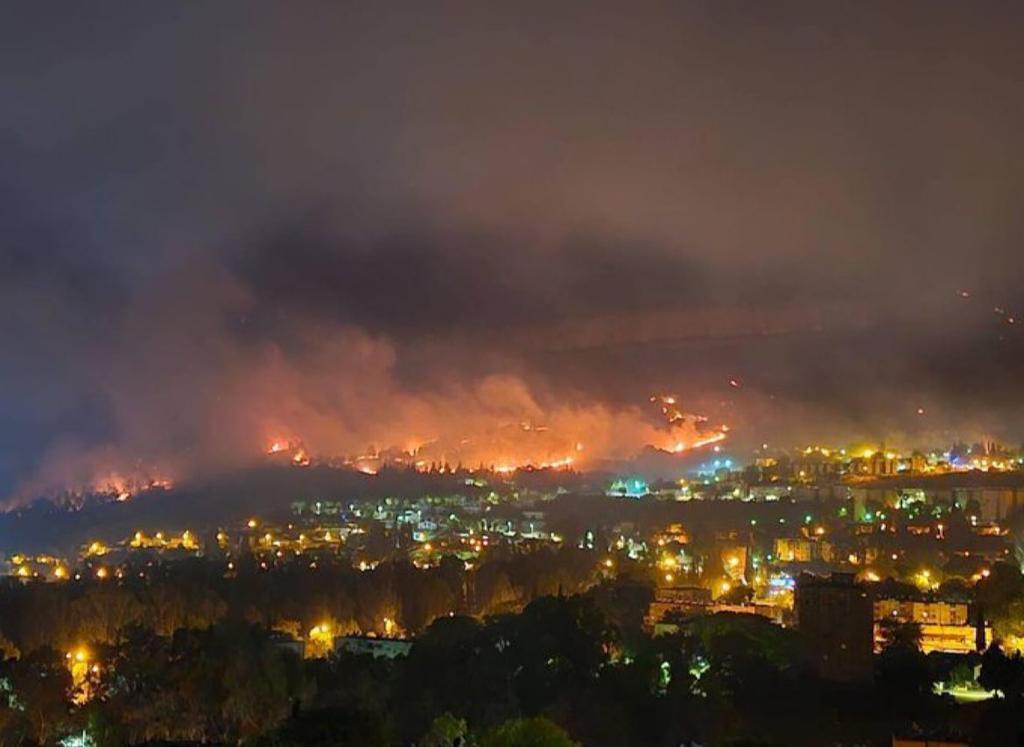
left=2, top=1, right=1024, bottom=499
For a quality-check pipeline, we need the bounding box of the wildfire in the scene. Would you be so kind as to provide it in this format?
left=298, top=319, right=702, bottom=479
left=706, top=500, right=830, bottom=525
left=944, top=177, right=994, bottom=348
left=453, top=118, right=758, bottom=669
left=542, top=456, right=575, bottom=469
left=650, top=394, right=730, bottom=455
left=265, top=439, right=304, bottom=458
left=254, top=392, right=727, bottom=479
left=87, top=473, right=174, bottom=503
left=265, top=420, right=586, bottom=477
left=666, top=430, right=728, bottom=453
left=462, top=454, right=577, bottom=475
left=263, top=438, right=313, bottom=467
left=652, top=394, right=687, bottom=425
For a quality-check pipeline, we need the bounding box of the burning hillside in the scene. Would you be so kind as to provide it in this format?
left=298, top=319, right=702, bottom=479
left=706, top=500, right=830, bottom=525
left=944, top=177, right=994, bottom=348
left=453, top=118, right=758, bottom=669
left=258, top=393, right=728, bottom=477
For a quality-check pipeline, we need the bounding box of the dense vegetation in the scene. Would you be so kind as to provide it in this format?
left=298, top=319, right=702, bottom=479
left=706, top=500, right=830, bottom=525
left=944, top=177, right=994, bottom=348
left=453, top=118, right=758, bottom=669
left=4, top=553, right=1024, bottom=745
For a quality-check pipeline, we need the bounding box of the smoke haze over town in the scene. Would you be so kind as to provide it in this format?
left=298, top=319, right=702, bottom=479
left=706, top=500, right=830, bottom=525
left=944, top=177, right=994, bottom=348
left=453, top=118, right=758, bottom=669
left=3, top=1, right=1024, bottom=502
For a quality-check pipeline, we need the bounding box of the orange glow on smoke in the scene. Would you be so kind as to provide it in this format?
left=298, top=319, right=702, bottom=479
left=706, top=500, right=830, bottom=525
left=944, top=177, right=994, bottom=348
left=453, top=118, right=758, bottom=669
left=256, top=392, right=727, bottom=477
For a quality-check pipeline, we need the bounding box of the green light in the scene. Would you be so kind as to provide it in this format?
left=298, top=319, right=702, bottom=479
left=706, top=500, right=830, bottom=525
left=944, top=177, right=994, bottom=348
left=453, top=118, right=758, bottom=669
left=59, top=733, right=95, bottom=747
left=688, top=656, right=710, bottom=680
left=658, top=661, right=672, bottom=690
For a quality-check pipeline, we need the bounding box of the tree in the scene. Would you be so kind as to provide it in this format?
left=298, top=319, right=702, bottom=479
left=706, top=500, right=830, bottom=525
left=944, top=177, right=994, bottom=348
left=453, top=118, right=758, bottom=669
left=585, top=579, right=654, bottom=653
left=480, top=717, right=578, bottom=747
left=97, top=625, right=181, bottom=743
left=936, top=577, right=972, bottom=600
left=69, top=585, right=145, bottom=645
left=81, top=703, right=126, bottom=747
left=875, top=629, right=934, bottom=709
left=946, top=660, right=976, bottom=690
left=718, top=584, right=754, bottom=605
left=877, top=619, right=923, bottom=651
left=215, top=623, right=311, bottom=740
left=7, top=648, right=73, bottom=745
left=476, top=570, right=520, bottom=616
left=500, top=596, right=615, bottom=714
left=0, top=633, right=20, bottom=661
left=394, top=615, right=514, bottom=740
left=977, top=563, right=1024, bottom=620
left=689, top=612, right=800, bottom=671
left=420, top=712, right=471, bottom=747
left=990, top=598, right=1024, bottom=642
left=979, top=644, right=1024, bottom=699
left=355, top=572, right=401, bottom=635
left=401, top=572, right=457, bottom=632
left=250, top=707, right=392, bottom=747
left=220, top=643, right=298, bottom=739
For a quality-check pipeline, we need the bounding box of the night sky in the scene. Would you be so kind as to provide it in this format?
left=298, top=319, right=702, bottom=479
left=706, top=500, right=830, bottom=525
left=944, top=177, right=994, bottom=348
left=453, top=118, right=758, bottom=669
left=3, top=2, right=1024, bottom=500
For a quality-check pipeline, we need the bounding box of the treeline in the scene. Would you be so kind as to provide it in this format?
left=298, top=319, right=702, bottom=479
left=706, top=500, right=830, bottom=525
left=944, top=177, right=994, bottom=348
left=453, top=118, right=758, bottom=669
left=2, top=585, right=1024, bottom=745
left=0, top=546, right=603, bottom=657
left=8, top=552, right=1024, bottom=744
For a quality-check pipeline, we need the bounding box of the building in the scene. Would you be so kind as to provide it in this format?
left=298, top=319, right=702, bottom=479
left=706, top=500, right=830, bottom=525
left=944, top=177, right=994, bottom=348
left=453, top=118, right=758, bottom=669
left=874, top=598, right=990, bottom=654
left=710, top=602, right=786, bottom=626
left=607, top=478, right=649, bottom=498
left=795, top=572, right=873, bottom=682
left=774, top=535, right=834, bottom=564
left=268, top=632, right=305, bottom=659
left=646, top=585, right=784, bottom=633
left=646, top=586, right=712, bottom=629
left=850, top=472, right=1024, bottom=522
left=775, top=537, right=814, bottom=563
left=849, top=452, right=900, bottom=478
left=747, top=483, right=790, bottom=502
left=720, top=545, right=747, bottom=582
left=793, top=451, right=843, bottom=482
left=334, top=635, right=413, bottom=659
left=875, top=598, right=969, bottom=626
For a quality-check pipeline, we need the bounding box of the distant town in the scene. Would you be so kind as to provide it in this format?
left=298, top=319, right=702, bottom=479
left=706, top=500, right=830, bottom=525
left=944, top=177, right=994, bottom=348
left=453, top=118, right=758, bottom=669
left=2, top=438, right=1024, bottom=744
